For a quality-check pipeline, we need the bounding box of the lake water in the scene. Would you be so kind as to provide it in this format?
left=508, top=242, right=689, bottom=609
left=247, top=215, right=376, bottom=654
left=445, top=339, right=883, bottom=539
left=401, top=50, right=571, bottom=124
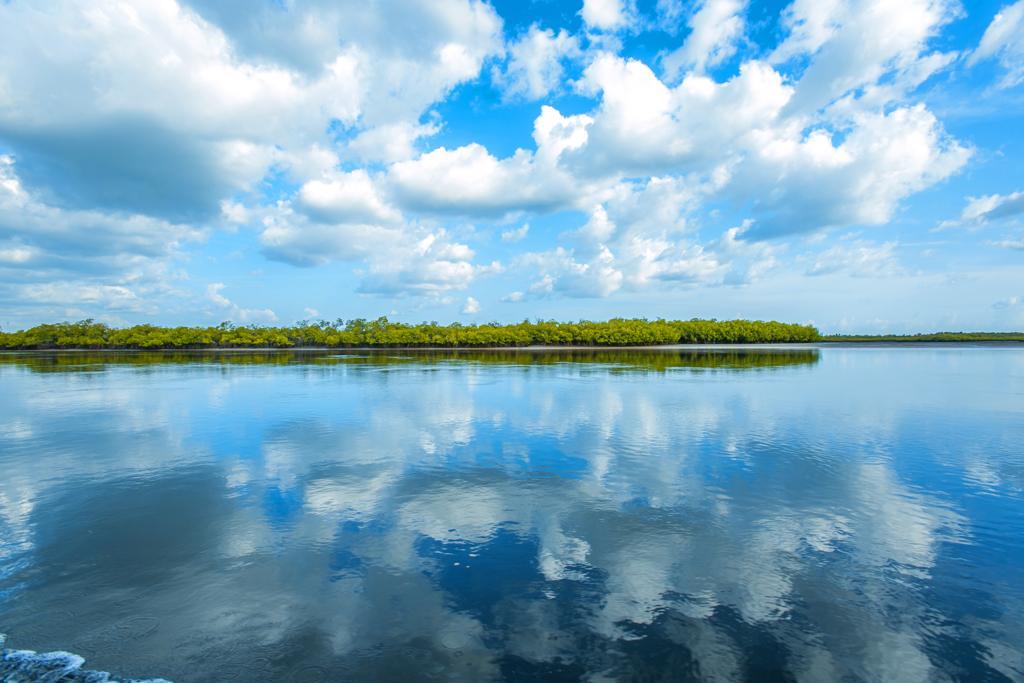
left=0, top=347, right=1022, bottom=682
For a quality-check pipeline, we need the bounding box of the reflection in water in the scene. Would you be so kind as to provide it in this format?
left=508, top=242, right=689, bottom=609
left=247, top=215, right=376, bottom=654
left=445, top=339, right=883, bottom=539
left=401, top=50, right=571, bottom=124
left=0, top=347, right=821, bottom=373
left=0, top=348, right=1022, bottom=681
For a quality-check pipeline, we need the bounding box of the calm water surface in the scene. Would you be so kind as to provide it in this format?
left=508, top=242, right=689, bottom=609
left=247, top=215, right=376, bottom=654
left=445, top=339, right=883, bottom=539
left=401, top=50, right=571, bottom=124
left=0, top=347, right=1022, bottom=681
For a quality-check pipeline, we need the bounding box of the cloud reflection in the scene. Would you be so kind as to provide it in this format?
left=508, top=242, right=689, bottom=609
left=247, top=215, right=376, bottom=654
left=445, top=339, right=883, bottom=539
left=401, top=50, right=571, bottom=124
left=0, top=349, right=1021, bottom=681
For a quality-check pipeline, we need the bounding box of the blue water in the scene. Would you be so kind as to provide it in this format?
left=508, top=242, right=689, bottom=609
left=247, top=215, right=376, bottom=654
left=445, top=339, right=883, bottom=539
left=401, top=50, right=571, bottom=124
left=0, top=348, right=1021, bottom=682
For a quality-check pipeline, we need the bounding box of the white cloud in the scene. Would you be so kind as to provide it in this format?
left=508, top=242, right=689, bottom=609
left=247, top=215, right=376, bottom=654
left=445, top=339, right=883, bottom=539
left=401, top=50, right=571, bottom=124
left=654, top=0, right=687, bottom=32
left=296, top=170, right=402, bottom=225
left=493, top=25, right=581, bottom=100
left=0, top=1, right=363, bottom=220
left=357, top=231, right=500, bottom=297
left=304, top=307, right=321, bottom=318
left=206, top=282, right=278, bottom=322
left=21, top=283, right=147, bottom=311
left=806, top=240, right=901, bottom=277
left=662, top=0, right=747, bottom=79
left=461, top=296, right=481, bottom=314
left=388, top=106, right=593, bottom=216
left=390, top=144, right=557, bottom=215
left=713, top=222, right=783, bottom=284
left=184, top=0, right=504, bottom=128
left=573, top=205, right=616, bottom=244
left=346, top=121, right=441, bottom=164
left=259, top=202, right=394, bottom=267
left=0, top=0, right=505, bottom=226
left=0, top=244, right=36, bottom=265
left=240, top=308, right=281, bottom=326
left=992, top=238, right=1024, bottom=250
left=779, top=0, right=960, bottom=115
left=206, top=282, right=232, bottom=308
left=626, top=239, right=724, bottom=286
left=0, top=156, right=25, bottom=198
left=257, top=180, right=502, bottom=299
left=576, top=55, right=792, bottom=176
left=588, top=176, right=699, bottom=243
left=968, top=1, right=1024, bottom=88
left=738, top=105, right=970, bottom=237
left=501, top=291, right=524, bottom=302
left=513, top=181, right=783, bottom=298
left=220, top=200, right=250, bottom=225
left=940, top=191, right=1024, bottom=229
left=580, top=0, right=634, bottom=32
left=0, top=155, right=203, bottom=279
left=501, top=224, right=530, bottom=243
left=521, top=247, right=625, bottom=298
left=0, top=0, right=999, bottom=319
left=770, top=0, right=846, bottom=63
left=515, top=179, right=726, bottom=297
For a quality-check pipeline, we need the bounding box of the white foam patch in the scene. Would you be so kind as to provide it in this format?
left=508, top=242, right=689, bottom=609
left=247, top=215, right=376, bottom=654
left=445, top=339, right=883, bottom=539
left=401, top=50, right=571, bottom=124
left=0, top=634, right=171, bottom=682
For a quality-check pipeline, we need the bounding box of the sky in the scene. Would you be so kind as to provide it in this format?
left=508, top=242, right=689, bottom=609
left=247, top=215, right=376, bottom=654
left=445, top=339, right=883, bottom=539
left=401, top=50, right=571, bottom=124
left=0, top=0, right=1022, bottom=334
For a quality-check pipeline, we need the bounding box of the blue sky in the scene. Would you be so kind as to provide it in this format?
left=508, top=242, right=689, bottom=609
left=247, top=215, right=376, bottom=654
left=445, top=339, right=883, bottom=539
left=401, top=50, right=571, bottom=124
left=0, top=0, right=1022, bottom=333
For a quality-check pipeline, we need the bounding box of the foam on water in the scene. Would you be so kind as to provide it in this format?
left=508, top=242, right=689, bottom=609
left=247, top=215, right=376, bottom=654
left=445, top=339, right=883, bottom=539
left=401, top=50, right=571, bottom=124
left=0, top=634, right=170, bottom=683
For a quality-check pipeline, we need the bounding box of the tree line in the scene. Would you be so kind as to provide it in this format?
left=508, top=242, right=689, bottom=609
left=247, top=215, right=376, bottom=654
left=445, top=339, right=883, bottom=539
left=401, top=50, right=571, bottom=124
left=0, top=318, right=822, bottom=349
left=822, top=332, right=1024, bottom=342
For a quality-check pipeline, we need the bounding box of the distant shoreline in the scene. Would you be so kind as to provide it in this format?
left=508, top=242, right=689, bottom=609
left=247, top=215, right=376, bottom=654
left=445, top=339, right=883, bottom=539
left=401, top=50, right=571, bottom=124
left=2, top=340, right=1022, bottom=353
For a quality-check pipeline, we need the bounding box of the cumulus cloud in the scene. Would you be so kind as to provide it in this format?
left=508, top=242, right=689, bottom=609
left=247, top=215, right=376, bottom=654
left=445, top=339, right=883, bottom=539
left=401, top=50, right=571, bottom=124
left=575, top=55, right=792, bottom=176
left=0, top=155, right=202, bottom=290
left=357, top=231, right=501, bottom=298
left=255, top=166, right=503, bottom=298
left=0, top=0, right=504, bottom=229
left=521, top=247, right=625, bottom=298
left=0, top=0, right=1005, bottom=321
left=662, top=0, right=747, bottom=79
left=0, top=1, right=504, bottom=323
left=389, top=144, right=562, bottom=216
left=388, top=106, right=593, bottom=217
left=713, top=222, right=784, bottom=284
left=968, top=1, right=1024, bottom=88
left=493, top=25, right=581, bottom=100
left=738, top=105, right=970, bottom=238
left=259, top=202, right=395, bottom=268
left=514, top=181, right=772, bottom=298
left=184, top=0, right=503, bottom=123
left=345, top=121, right=441, bottom=164
left=580, top=0, right=635, bottom=32
left=461, top=296, right=481, bottom=314
left=0, top=1, right=364, bottom=220
left=296, top=170, right=402, bottom=225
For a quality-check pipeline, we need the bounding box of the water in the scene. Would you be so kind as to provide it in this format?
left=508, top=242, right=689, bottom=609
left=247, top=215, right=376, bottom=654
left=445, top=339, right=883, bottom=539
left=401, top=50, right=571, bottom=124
left=0, top=347, right=1021, bottom=682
